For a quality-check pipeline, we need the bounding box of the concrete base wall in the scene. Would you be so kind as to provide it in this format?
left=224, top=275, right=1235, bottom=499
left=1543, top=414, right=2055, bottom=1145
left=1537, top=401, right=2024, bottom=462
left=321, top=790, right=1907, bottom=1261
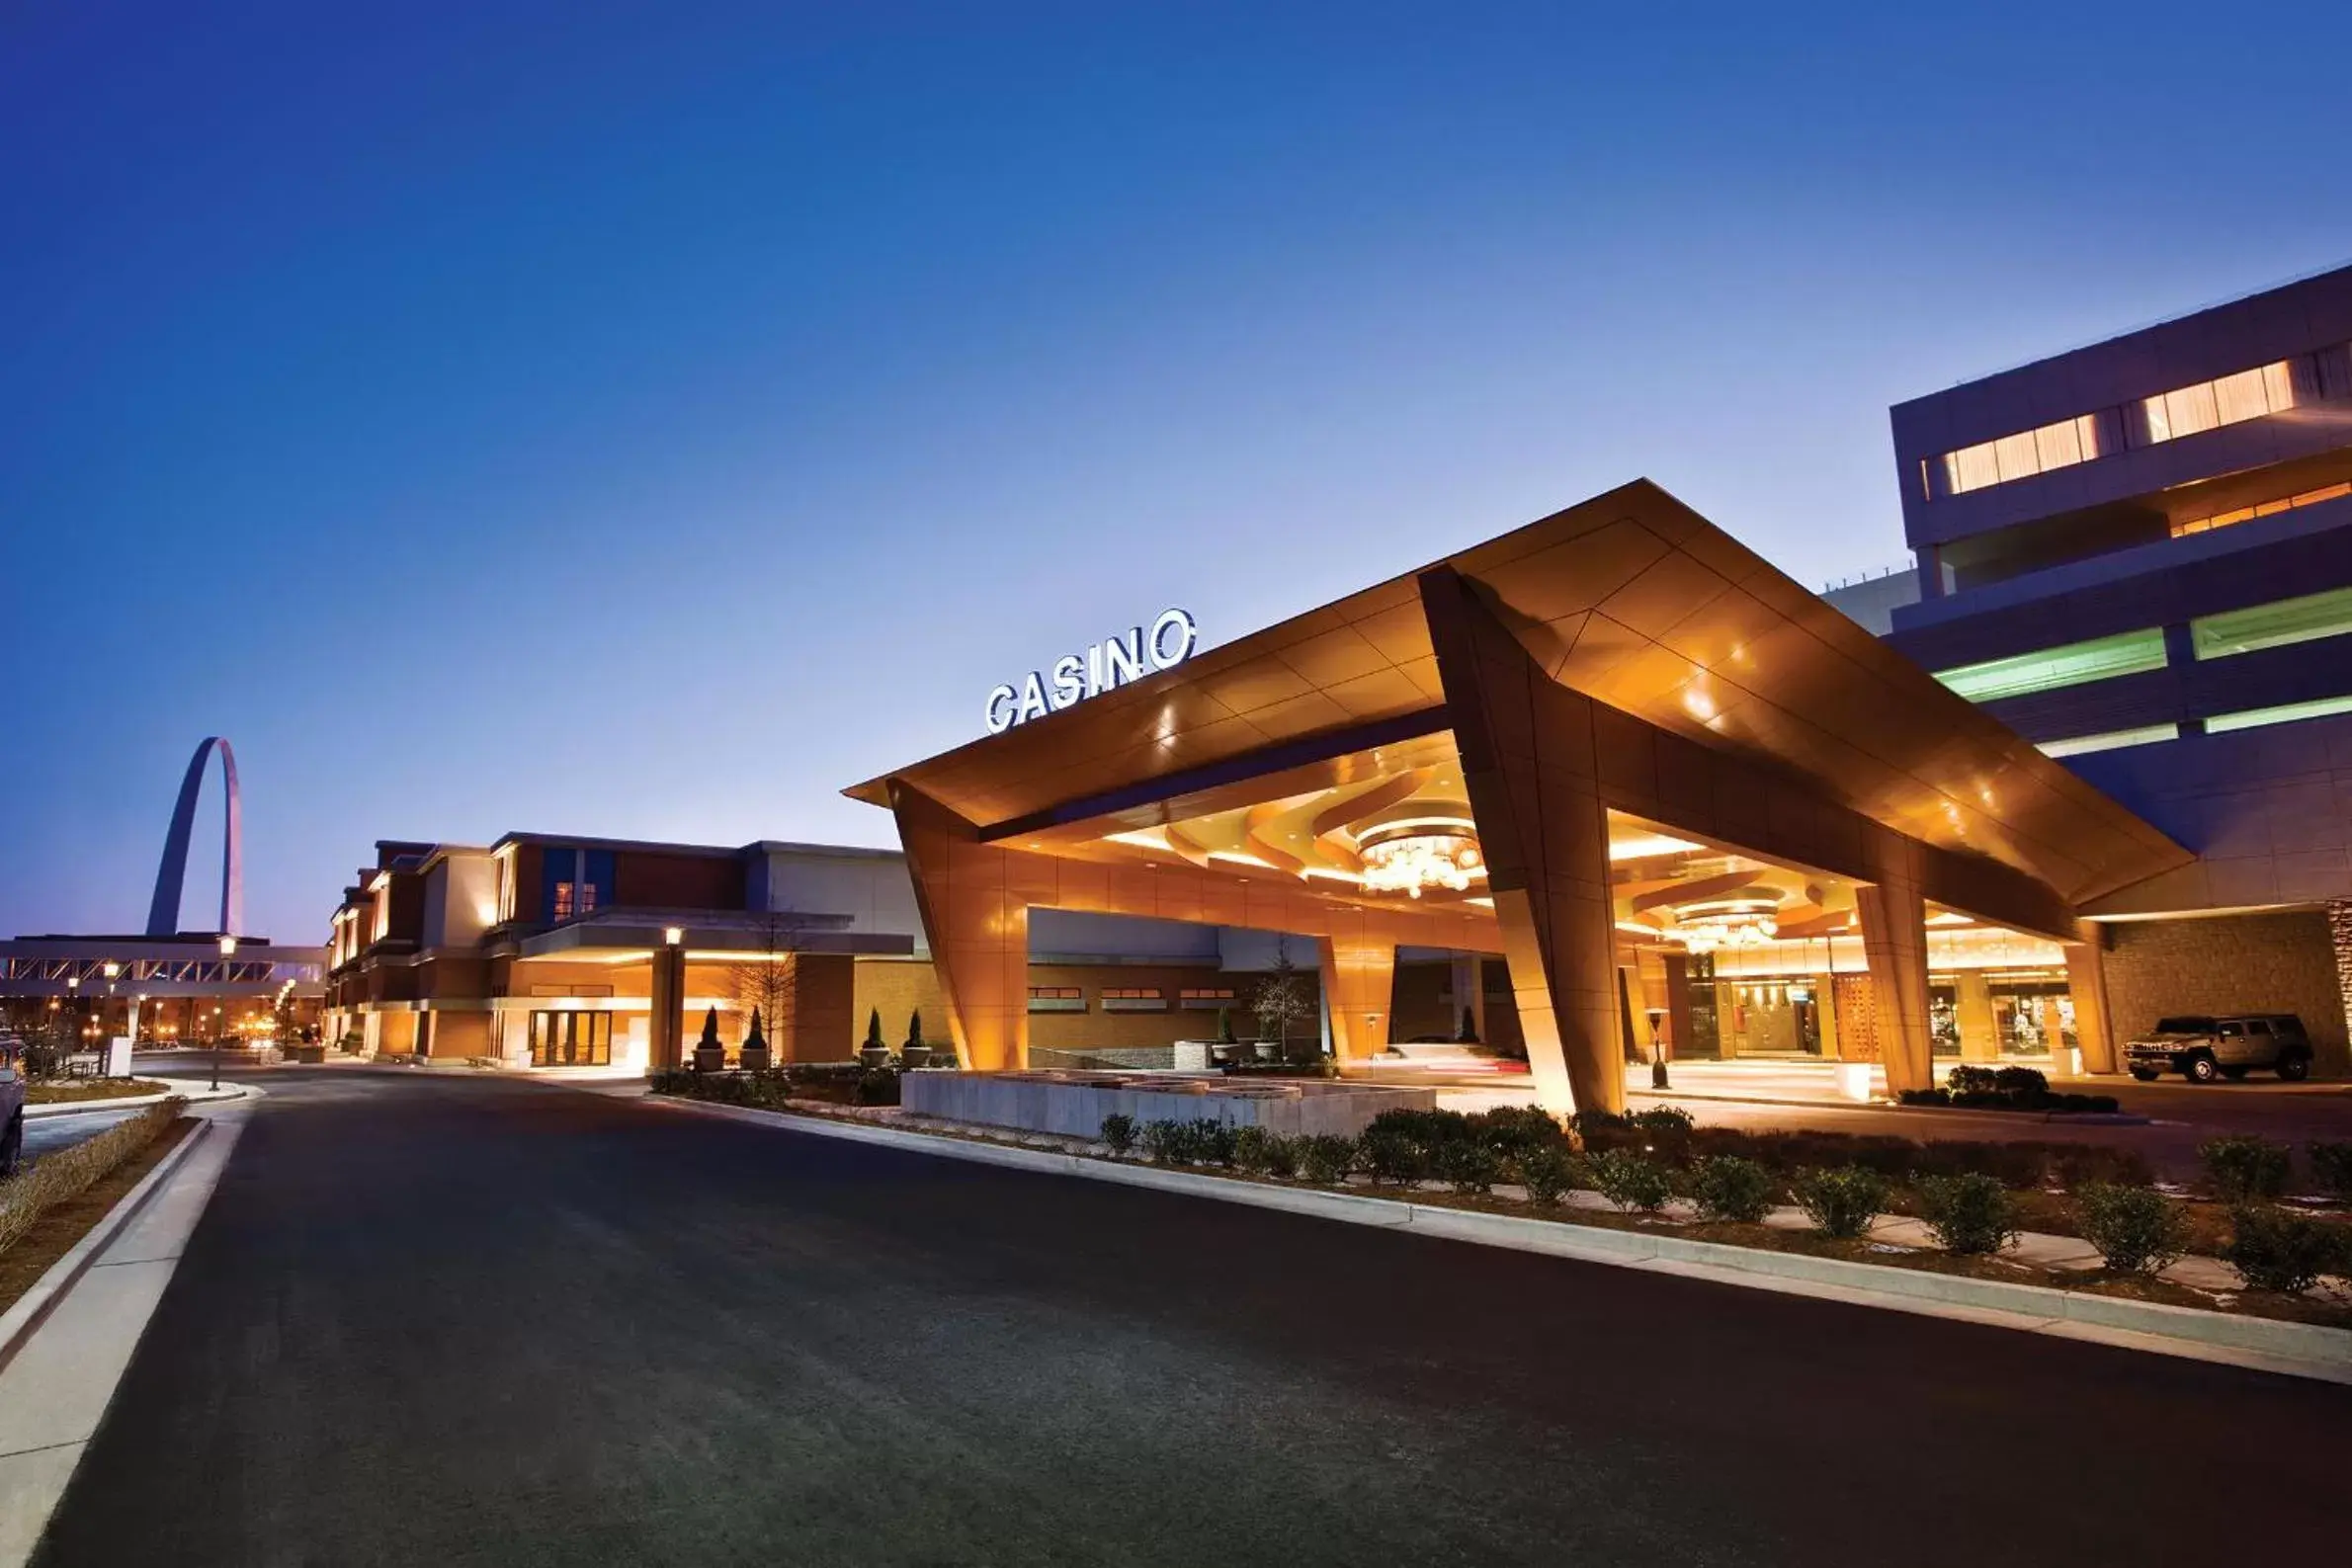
left=902, top=1071, right=1438, bottom=1140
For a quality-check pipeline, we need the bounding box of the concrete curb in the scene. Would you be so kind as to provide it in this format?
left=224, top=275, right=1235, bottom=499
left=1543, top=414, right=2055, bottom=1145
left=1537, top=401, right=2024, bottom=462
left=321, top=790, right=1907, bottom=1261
left=0, top=1117, right=212, bottom=1376
left=24, top=1083, right=249, bottom=1120
left=629, top=1091, right=2352, bottom=1386
left=1623, top=1087, right=2151, bottom=1124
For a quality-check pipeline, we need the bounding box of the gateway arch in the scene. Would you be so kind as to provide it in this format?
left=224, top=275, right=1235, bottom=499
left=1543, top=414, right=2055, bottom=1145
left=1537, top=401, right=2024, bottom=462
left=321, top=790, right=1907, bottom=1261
left=146, top=736, right=243, bottom=939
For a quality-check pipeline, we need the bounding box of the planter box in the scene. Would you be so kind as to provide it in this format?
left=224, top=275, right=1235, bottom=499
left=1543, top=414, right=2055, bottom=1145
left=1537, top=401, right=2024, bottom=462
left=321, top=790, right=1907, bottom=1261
left=902, top=1069, right=1435, bottom=1140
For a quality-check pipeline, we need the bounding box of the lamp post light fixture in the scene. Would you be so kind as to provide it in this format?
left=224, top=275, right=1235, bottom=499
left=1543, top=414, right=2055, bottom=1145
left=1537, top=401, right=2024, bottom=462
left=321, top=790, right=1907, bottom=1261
left=211, top=938, right=234, bottom=1092
left=663, top=926, right=684, bottom=948
left=1644, top=1005, right=1670, bottom=1091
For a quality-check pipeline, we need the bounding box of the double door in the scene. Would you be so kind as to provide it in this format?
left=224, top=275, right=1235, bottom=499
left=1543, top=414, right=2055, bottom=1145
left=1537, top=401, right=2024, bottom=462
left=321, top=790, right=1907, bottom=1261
left=530, top=1010, right=611, bottom=1067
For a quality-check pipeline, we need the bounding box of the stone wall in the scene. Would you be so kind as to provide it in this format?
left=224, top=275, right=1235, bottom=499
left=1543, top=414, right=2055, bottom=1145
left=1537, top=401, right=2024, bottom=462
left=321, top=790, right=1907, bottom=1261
left=2101, top=910, right=2349, bottom=1076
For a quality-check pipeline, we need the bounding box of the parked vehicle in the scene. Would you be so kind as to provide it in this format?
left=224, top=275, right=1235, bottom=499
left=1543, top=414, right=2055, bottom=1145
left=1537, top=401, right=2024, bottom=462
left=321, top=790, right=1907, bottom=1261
left=0, top=1061, right=24, bottom=1178
left=2124, top=1014, right=2313, bottom=1083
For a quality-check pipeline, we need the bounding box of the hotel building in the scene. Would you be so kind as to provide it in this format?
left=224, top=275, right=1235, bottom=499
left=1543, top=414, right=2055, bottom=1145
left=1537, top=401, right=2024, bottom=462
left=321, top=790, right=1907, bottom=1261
left=322, top=834, right=1487, bottom=1069
left=1833, top=260, right=2352, bottom=1075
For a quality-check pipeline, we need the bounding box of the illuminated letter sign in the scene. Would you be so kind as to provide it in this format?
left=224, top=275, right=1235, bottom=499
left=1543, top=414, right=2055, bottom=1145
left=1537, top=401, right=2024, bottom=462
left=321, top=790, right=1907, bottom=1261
left=986, top=608, right=1198, bottom=733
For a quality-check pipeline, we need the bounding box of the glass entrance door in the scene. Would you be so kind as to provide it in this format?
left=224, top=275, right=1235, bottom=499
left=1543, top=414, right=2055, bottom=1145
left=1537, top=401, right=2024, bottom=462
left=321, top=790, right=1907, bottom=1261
left=529, top=1010, right=612, bottom=1067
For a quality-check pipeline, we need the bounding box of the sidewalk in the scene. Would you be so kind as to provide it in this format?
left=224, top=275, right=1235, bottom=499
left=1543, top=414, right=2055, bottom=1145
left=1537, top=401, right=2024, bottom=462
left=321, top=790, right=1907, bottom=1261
left=24, top=1079, right=252, bottom=1121
left=0, top=1098, right=251, bottom=1566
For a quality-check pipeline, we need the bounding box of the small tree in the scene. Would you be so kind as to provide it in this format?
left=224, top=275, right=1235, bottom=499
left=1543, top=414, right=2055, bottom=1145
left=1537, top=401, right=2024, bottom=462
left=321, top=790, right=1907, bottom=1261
left=1457, top=1004, right=1478, bottom=1044
left=1251, top=950, right=1312, bottom=1050
left=905, top=1009, right=924, bottom=1048
left=1216, top=1004, right=1236, bottom=1044
left=865, top=1007, right=885, bottom=1051
left=730, top=911, right=803, bottom=1047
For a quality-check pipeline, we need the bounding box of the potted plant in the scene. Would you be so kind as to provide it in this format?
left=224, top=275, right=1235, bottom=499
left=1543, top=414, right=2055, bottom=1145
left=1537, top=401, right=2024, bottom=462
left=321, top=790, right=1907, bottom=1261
left=739, top=1007, right=772, bottom=1072
left=692, top=1006, right=727, bottom=1073
left=860, top=1006, right=892, bottom=1070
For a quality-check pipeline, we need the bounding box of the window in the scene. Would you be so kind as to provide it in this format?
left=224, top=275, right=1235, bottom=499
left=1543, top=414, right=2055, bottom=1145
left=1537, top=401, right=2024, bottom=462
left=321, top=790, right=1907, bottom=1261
left=1028, top=985, right=1085, bottom=1014
left=1933, top=349, right=2336, bottom=499
left=1932, top=627, right=2167, bottom=702
left=2037, top=724, right=2179, bottom=758
left=552, top=881, right=575, bottom=921
left=2173, top=481, right=2352, bottom=537
left=1942, top=412, right=2108, bottom=495
left=1179, top=986, right=1238, bottom=1011
left=2204, top=695, right=2352, bottom=734
left=1101, top=986, right=1168, bottom=1012
left=2192, top=586, right=2352, bottom=661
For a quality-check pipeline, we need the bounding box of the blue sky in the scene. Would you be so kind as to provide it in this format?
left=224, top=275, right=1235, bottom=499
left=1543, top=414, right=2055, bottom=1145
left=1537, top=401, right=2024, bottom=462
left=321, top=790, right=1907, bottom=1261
left=5, top=0, right=2350, bottom=941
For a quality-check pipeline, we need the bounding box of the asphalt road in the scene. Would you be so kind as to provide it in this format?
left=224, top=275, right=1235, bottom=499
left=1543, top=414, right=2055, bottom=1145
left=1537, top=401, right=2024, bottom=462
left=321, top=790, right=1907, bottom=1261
left=35, top=1070, right=2352, bottom=1567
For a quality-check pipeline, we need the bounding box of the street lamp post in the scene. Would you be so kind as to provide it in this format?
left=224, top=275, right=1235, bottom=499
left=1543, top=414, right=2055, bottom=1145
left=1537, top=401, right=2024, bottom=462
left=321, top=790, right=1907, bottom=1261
left=213, top=935, right=237, bottom=1091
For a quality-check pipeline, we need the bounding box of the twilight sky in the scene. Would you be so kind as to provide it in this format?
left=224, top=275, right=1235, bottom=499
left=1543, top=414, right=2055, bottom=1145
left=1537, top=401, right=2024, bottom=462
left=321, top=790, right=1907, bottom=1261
left=5, top=0, right=2350, bottom=943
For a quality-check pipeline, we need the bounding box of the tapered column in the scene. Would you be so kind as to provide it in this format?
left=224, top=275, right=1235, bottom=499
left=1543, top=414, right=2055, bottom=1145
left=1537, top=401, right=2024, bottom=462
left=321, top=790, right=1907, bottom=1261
left=890, top=781, right=1029, bottom=1071
left=1420, top=566, right=1624, bottom=1115
left=1319, top=933, right=1395, bottom=1061
left=649, top=942, right=687, bottom=1071
left=1450, top=954, right=1487, bottom=1043
left=1955, top=971, right=1998, bottom=1061
left=2063, top=928, right=2116, bottom=1074
left=1856, top=876, right=1933, bottom=1094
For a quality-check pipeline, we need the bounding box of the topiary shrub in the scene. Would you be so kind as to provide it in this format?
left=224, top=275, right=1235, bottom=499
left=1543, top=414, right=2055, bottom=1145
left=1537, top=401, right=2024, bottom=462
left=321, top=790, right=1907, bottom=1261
left=1689, top=1156, right=1779, bottom=1224
left=2200, top=1135, right=2292, bottom=1201
left=1437, top=1138, right=1504, bottom=1195
left=2225, top=1205, right=2349, bottom=1294
left=1916, top=1173, right=2018, bottom=1255
left=1794, top=1166, right=1887, bottom=1240
left=1518, top=1145, right=1581, bottom=1205
left=2076, top=1183, right=2190, bottom=1275
left=1588, top=1148, right=1673, bottom=1213
left=2307, top=1140, right=2352, bottom=1199
left=1296, top=1134, right=1358, bottom=1185
left=1100, top=1114, right=1136, bottom=1155
left=1261, top=1131, right=1300, bottom=1179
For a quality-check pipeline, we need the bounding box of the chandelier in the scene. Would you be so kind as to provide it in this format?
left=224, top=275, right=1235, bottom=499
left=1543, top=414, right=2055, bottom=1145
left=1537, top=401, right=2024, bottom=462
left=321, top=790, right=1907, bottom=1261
left=1360, top=831, right=1483, bottom=898
left=1667, top=894, right=1781, bottom=954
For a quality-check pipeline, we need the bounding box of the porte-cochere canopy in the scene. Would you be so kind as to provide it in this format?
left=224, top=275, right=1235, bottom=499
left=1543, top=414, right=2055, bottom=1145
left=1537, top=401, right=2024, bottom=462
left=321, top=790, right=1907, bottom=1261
left=847, top=479, right=2190, bottom=1113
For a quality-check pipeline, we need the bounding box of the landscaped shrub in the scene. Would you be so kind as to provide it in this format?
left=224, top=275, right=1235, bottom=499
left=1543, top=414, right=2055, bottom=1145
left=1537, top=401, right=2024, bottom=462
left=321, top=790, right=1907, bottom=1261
left=2200, top=1135, right=2292, bottom=1201
left=1360, top=1124, right=1431, bottom=1186
left=1232, top=1125, right=1290, bottom=1175
left=1468, top=1106, right=1570, bottom=1160
left=1296, top=1134, right=1358, bottom=1185
left=1689, top=1156, right=1779, bottom=1224
left=2076, top=1183, right=2191, bottom=1275
left=1261, top=1132, right=1300, bottom=1179
left=1992, top=1065, right=2049, bottom=1097
left=1437, top=1138, right=1504, bottom=1196
left=1911, top=1063, right=2113, bottom=1114
left=0, top=1097, right=186, bottom=1254
left=1794, top=1165, right=1887, bottom=1240
left=855, top=1068, right=902, bottom=1106
left=1916, top=1173, right=2018, bottom=1255
left=1945, top=1064, right=1999, bottom=1097
left=1588, top=1148, right=1673, bottom=1213
left=2048, top=1144, right=2154, bottom=1191
left=1518, top=1145, right=1581, bottom=1205
left=2225, top=1206, right=2349, bottom=1294
left=1142, top=1119, right=1212, bottom=1165
left=1099, top=1114, right=1136, bottom=1155
left=2307, top=1141, right=2352, bottom=1199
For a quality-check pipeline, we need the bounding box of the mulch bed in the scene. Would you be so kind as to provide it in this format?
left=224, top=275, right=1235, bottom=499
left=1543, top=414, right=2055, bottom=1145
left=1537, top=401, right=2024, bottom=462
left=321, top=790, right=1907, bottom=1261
left=0, top=1117, right=196, bottom=1318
